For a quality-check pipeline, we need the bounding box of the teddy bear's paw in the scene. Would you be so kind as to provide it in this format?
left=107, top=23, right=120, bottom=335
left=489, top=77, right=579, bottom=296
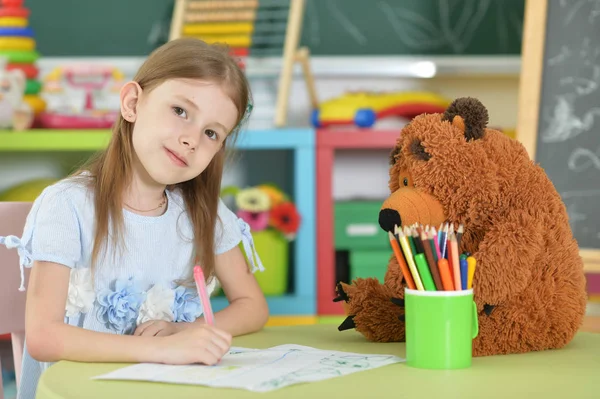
left=333, top=281, right=352, bottom=303
left=335, top=279, right=406, bottom=342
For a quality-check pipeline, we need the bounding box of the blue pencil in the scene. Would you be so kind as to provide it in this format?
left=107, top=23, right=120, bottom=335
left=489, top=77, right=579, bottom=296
left=460, top=257, right=468, bottom=290
left=440, top=223, right=449, bottom=259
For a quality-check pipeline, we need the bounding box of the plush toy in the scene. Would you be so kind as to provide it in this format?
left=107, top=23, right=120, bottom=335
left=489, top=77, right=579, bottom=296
left=335, top=97, right=588, bottom=357
left=0, top=61, right=34, bottom=131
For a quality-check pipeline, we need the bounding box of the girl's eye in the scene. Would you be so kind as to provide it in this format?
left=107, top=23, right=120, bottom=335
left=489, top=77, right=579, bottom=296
left=205, top=129, right=218, bottom=140
left=173, top=107, right=187, bottom=118
left=403, top=178, right=408, bottom=186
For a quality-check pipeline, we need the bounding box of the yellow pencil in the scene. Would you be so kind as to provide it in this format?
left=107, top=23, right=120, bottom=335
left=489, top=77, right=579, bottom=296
left=467, top=256, right=477, bottom=289
left=398, top=230, right=424, bottom=291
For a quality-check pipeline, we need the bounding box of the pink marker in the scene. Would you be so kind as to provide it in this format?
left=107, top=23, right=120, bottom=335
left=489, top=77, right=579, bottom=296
left=193, top=266, right=214, bottom=325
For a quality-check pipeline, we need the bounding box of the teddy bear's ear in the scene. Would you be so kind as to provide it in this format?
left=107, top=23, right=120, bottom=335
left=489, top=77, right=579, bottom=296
left=441, top=97, right=489, bottom=141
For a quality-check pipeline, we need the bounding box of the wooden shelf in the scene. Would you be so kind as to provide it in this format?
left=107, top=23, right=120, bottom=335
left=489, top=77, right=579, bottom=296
left=0, top=128, right=315, bottom=151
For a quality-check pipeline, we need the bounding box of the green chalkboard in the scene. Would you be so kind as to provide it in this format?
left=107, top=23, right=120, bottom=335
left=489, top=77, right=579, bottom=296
left=299, top=0, right=526, bottom=55
left=28, top=0, right=174, bottom=56
left=27, top=0, right=525, bottom=57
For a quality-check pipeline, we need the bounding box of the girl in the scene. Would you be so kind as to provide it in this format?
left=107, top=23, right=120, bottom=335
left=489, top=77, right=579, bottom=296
left=0, top=38, right=269, bottom=399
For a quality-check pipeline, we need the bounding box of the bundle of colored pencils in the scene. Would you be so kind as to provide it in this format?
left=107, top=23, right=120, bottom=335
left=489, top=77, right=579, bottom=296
left=387, top=223, right=476, bottom=291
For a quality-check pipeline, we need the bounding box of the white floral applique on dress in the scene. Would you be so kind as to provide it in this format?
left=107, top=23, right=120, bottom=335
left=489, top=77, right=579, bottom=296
left=136, top=284, right=175, bottom=324
left=65, top=268, right=95, bottom=317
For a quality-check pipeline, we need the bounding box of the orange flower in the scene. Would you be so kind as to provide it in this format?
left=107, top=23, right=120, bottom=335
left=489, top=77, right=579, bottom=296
left=269, top=202, right=301, bottom=236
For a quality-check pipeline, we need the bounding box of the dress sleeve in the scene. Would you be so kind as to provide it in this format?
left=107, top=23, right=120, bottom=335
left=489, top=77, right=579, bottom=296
left=214, top=198, right=264, bottom=273
left=0, top=186, right=82, bottom=290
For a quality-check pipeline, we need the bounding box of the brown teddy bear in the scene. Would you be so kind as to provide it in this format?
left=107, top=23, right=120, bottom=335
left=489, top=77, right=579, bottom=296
left=335, top=97, right=588, bottom=357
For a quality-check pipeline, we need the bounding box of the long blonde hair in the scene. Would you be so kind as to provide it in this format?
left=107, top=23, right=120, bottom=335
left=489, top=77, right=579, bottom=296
left=78, top=38, right=250, bottom=281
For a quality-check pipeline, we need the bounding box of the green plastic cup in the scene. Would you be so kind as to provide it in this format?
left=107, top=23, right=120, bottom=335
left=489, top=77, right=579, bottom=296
left=405, top=288, right=479, bottom=369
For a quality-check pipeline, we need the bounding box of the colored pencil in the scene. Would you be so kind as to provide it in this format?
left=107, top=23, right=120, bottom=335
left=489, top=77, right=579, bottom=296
left=388, top=231, right=416, bottom=290
left=449, top=233, right=461, bottom=291
left=440, top=223, right=449, bottom=259
left=398, top=230, right=424, bottom=291
left=422, top=231, right=443, bottom=290
left=412, top=228, right=425, bottom=254
left=404, top=226, right=418, bottom=256
left=460, top=257, right=468, bottom=290
left=414, top=253, right=436, bottom=291
left=430, top=226, right=442, bottom=260
left=193, top=266, right=215, bottom=325
left=467, top=256, right=477, bottom=289
left=437, top=259, right=455, bottom=290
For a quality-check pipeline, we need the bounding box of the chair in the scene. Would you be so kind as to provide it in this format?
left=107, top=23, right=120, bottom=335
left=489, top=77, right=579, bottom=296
left=0, top=202, right=32, bottom=399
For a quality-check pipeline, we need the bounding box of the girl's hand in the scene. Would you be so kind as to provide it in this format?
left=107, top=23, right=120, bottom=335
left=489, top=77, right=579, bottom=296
left=158, top=324, right=232, bottom=365
left=134, top=320, right=183, bottom=337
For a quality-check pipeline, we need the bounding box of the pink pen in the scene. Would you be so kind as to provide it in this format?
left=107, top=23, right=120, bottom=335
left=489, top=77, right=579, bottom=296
left=193, top=265, right=214, bottom=325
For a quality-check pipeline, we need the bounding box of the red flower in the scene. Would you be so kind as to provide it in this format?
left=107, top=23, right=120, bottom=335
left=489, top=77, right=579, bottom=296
left=269, top=202, right=301, bottom=235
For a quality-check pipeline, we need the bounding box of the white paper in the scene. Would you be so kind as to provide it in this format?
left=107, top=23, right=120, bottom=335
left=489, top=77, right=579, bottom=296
left=92, top=344, right=404, bottom=392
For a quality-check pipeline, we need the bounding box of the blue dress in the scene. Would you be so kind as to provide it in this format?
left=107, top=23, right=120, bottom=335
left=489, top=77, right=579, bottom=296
left=0, top=176, right=263, bottom=399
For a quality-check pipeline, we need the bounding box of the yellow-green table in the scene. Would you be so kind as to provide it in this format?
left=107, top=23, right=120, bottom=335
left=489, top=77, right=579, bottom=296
left=36, top=325, right=600, bottom=399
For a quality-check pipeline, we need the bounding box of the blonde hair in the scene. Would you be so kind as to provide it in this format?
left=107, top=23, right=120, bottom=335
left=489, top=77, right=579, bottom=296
left=78, top=38, right=251, bottom=281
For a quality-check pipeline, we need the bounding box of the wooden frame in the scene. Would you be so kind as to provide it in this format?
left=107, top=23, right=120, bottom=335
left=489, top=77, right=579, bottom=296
left=274, top=0, right=318, bottom=127
left=517, top=0, right=600, bottom=272
left=169, top=0, right=318, bottom=128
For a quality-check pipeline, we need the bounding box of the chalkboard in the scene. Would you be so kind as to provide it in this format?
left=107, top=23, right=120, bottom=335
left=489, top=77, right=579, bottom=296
left=27, top=0, right=525, bottom=57
left=300, top=0, right=525, bottom=55
left=517, top=0, right=600, bottom=269
left=28, top=0, right=174, bottom=56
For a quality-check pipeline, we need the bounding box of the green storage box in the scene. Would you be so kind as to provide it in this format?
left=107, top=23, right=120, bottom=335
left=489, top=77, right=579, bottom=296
left=245, top=229, right=289, bottom=296
left=349, top=250, right=391, bottom=282
left=334, top=201, right=389, bottom=250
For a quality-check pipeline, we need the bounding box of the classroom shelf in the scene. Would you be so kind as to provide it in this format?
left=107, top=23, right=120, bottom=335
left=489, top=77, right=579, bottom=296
left=316, top=128, right=399, bottom=315
left=0, top=128, right=317, bottom=316
left=0, top=128, right=315, bottom=151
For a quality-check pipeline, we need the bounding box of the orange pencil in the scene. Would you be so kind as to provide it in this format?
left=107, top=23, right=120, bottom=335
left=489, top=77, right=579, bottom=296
left=437, top=258, right=455, bottom=290
left=449, top=233, right=461, bottom=290
left=388, top=231, right=416, bottom=289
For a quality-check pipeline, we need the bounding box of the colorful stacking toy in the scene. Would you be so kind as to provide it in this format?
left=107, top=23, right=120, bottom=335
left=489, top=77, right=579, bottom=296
left=0, top=0, right=45, bottom=119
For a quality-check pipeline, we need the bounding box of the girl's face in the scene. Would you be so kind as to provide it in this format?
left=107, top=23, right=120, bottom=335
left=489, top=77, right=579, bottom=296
left=127, top=78, right=239, bottom=186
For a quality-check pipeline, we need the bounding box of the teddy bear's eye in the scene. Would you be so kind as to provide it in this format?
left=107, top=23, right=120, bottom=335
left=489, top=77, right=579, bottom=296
left=403, top=178, right=408, bottom=186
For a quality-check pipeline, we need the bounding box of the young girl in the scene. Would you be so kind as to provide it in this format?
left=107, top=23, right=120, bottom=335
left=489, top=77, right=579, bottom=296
left=0, top=38, right=269, bottom=399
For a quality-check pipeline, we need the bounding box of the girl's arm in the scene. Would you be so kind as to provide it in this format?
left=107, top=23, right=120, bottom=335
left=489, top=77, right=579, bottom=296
left=26, top=261, right=231, bottom=365
left=210, top=245, right=269, bottom=336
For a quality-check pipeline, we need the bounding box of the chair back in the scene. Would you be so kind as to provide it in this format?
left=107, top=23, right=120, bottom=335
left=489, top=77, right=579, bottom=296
left=0, top=202, right=33, bottom=398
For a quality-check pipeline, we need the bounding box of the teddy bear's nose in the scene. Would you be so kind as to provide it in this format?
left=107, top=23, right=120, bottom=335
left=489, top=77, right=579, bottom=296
left=378, top=208, right=401, bottom=232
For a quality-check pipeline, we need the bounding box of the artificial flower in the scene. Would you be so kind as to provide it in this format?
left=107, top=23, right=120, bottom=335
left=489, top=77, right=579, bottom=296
left=97, top=277, right=145, bottom=334
left=136, top=284, right=175, bottom=325
left=236, top=187, right=271, bottom=212
left=65, top=267, right=95, bottom=317
left=257, top=184, right=286, bottom=207
left=269, top=202, right=301, bottom=236
left=172, top=286, right=202, bottom=322
left=237, top=209, right=269, bottom=231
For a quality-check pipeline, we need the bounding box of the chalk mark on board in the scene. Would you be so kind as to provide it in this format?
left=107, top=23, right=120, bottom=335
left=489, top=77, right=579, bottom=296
left=379, top=0, right=500, bottom=54
left=568, top=147, right=600, bottom=172
left=326, top=0, right=367, bottom=46
left=541, top=95, right=600, bottom=142
left=557, top=38, right=600, bottom=95
left=562, top=0, right=600, bottom=24
left=548, top=46, right=571, bottom=67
